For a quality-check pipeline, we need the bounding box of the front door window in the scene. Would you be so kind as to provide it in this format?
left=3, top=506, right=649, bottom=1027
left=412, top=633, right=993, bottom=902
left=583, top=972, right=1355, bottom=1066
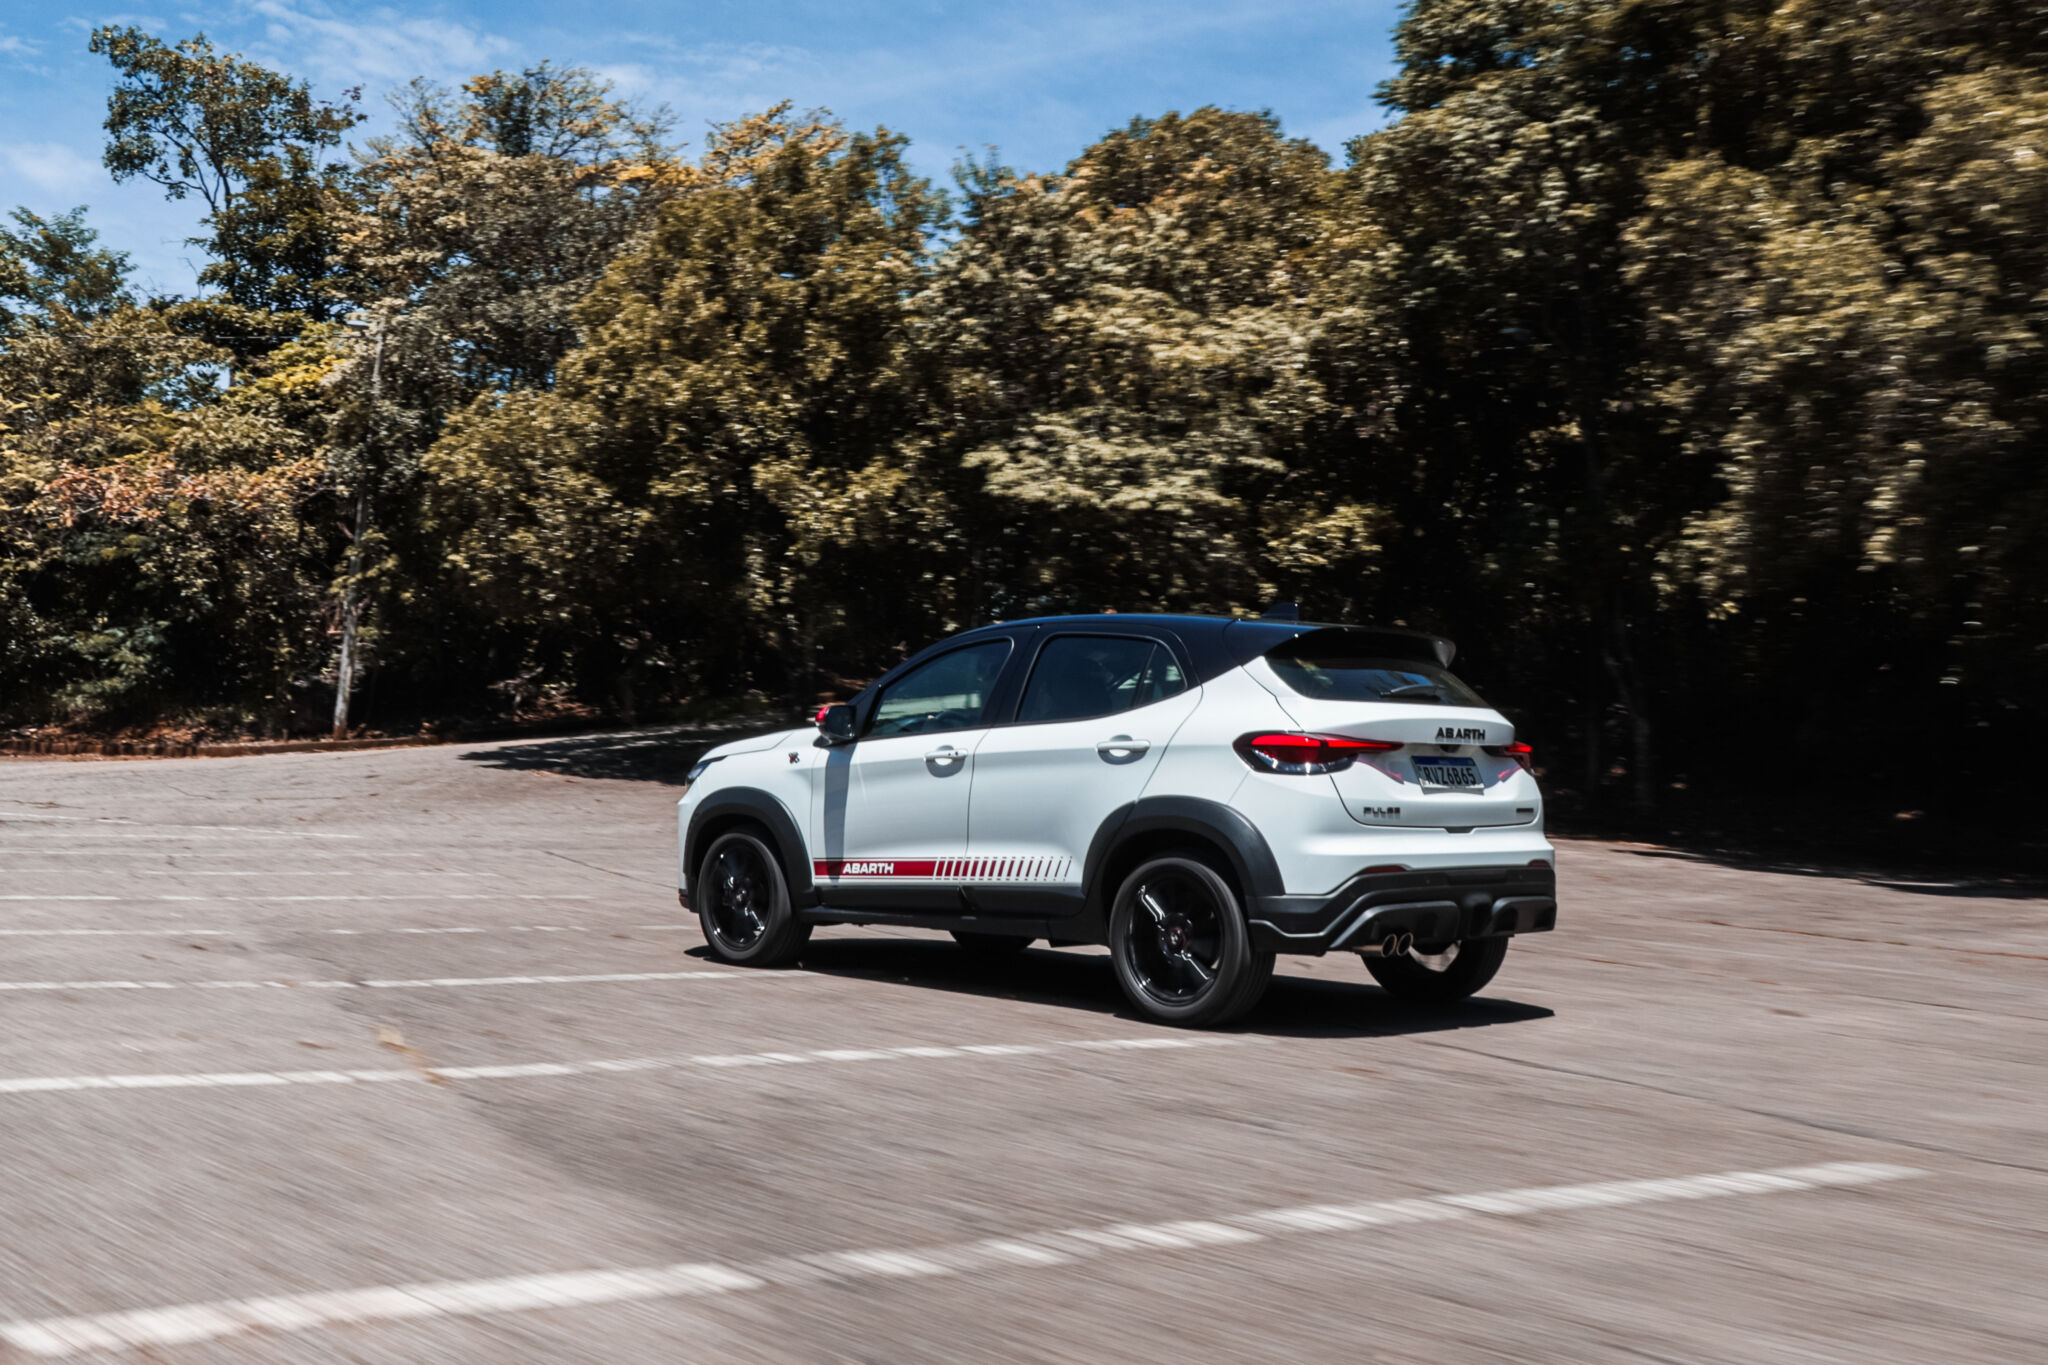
left=868, top=641, right=1012, bottom=737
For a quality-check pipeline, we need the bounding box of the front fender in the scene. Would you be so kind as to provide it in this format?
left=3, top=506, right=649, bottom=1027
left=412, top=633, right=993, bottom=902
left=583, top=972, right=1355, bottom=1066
left=683, top=787, right=816, bottom=908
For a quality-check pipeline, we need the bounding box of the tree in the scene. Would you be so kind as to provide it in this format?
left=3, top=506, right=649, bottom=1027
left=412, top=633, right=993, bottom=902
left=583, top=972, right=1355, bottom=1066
left=340, top=65, right=676, bottom=399
left=1, top=3, right=2037, bottom=844
left=1623, top=8, right=2048, bottom=787
left=925, top=108, right=1354, bottom=619
left=0, top=304, right=332, bottom=729
left=424, top=117, right=938, bottom=706
left=329, top=67, right=688, bottom=715
left=90, top=26, right=361, bottom=324
left=1345, top=0, right=1690, bottom=809
left=1347, top=0, right=2048, bottom=816
left=0, top=207, right=133, bottom=334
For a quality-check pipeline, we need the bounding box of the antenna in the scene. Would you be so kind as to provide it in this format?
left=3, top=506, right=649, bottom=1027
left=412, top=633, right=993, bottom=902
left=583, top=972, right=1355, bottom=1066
left=1260, top=601, right=1301, bottom=623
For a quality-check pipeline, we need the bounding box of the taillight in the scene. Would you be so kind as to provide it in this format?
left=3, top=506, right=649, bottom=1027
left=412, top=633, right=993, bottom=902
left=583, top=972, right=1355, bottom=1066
left=1234, top=732, right=1403, bottom=775
left=1486, top=741, right=1534, bottom=772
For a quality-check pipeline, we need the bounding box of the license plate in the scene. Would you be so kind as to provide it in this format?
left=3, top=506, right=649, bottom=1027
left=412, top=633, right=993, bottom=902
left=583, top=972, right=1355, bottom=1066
left=1412, top=756, right=1480, bottom=788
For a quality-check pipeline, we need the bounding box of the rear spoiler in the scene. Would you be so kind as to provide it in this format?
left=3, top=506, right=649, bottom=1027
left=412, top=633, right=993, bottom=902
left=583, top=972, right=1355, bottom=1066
left=1277, top=626, right=1456, bottom=669
left=1221, top=620, right=1456, bottom=671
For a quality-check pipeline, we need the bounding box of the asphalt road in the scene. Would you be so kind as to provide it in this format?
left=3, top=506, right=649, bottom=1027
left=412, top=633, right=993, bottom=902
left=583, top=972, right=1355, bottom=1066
left=0, top=729, right=2040, bottom=1363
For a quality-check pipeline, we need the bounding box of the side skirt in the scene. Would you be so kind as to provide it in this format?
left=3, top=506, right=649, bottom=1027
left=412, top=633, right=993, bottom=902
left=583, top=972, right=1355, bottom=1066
left=799, top=908, right=1069, bottom=941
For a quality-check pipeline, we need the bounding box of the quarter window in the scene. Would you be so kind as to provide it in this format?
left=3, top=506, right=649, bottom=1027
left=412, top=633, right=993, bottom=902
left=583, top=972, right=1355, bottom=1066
left=1018, top=636, right=1186, bottom=724
left=867, top=641, right=1012, bottom=737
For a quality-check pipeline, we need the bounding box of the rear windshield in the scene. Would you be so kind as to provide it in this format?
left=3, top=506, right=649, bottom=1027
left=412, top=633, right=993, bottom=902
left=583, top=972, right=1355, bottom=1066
left=1266, top=644, right=1488, bottom=707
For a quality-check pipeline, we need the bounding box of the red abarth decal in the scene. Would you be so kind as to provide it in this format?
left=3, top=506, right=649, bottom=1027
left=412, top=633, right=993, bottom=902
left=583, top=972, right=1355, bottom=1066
left=814, top=859, right=938, bottom=878
left=814, top=857, right=1074, bottom=882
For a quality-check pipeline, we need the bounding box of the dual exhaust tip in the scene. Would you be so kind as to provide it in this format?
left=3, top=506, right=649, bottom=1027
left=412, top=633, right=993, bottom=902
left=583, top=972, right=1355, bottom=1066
left=1358, top=931, right=1414, bottom=959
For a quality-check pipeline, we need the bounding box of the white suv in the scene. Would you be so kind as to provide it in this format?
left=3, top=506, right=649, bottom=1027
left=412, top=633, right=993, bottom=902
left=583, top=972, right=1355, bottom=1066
left=676, top=613, right=1556, bottom=1025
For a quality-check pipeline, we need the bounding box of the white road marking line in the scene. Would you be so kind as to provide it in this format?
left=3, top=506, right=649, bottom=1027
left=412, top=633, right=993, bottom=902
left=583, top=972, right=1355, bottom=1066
left=0, top=923, right=692, bottom=938
left=0, top=1264, right=761, bottom=1358
left=0, top=896, right=593, bottom=908
left=0, top=971, right=775, bottom=993
left=0, top=894, right=593, bottom=903
left=0, top=1036, right=1238, bottom=1098
left=0, top=929, right=233, bottom=938
left=0, top=817, right=363, bottom=838
left=130, top=871, right=498, bottom=878
left=331, top=923, right=691, bottom=935
left=9, top=851, right=472, bottom=860
left=0, top=1161, right=1926, bottom=1357
left=0, top=831, right=361, bottom=841
left=206, top=895, right=593, bottom=903
left=8, top=818, right=362, bottom=839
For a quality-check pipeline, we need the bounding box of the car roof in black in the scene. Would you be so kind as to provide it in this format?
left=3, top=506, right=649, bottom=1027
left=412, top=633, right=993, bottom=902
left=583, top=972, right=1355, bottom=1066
left=921, top=612, right=1455, bottom=687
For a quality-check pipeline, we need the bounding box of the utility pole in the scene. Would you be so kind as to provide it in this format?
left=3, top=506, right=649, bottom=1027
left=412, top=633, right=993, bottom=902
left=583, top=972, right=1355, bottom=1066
left=332, top=314, right=387, bottom=740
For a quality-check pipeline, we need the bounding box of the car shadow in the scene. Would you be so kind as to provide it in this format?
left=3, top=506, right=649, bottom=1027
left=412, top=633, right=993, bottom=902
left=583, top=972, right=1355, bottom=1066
left=459, top=723, right=788, bottom=786
left=1246, top=972, right=1554, bottom=1039
left=688, top=937, right=1553, bottom=1040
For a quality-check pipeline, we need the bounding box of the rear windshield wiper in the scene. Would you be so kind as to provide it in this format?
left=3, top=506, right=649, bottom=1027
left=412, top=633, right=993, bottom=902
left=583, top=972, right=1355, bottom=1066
left=1381, top=682, right=1442, bottom=698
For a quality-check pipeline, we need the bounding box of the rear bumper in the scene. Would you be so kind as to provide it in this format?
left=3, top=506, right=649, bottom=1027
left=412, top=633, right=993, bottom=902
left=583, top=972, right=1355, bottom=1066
left=1249, top=864, right=1557, bottom=955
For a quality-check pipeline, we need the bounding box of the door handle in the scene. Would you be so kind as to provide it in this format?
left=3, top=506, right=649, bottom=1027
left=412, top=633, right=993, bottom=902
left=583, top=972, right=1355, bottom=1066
left=924, top=746, right=966, bottom=763
left=1096, top=736, right=1150, bottom=757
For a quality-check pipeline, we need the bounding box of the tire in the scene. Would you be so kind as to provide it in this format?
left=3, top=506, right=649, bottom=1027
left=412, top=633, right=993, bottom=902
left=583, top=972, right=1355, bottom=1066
left=695, top=828, right=812, bottom=966
left=1364, top=936, right=1509, bottom=1004
left=951, top=931, right=1034, bottom=954
left=1109, top=855, right=1274, bottom=1027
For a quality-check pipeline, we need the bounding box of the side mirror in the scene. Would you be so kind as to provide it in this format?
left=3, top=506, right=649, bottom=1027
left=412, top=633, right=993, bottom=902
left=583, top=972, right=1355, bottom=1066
left=815, top=701, right=856, bottom=745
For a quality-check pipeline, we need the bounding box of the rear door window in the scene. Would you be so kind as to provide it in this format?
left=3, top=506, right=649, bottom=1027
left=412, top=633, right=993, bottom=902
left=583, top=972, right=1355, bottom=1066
left=1018, top=636, right=1186, bottom=724
left=867, top=641, right=1013, bottom=737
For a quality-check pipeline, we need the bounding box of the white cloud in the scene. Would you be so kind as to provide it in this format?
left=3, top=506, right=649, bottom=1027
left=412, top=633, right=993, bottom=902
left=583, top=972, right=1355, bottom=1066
left=588, top=40, right=825, bottom=141
left=244, top=0, right=515, bottom=87
left=58, top=13, right=169, bottom=34
left=0, top=19, right=48, bottom=67
left=590, top=40, right=816, bottom=95
left=0, top=140, right=103, bottom=196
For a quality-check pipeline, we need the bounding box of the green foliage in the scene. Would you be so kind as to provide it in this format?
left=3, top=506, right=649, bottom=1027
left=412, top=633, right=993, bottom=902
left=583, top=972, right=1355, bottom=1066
left=927, top=110, right=1353, bottom=616
left=0, top=305, right=331, bottom=726
left=424, top=118, right=939, bottom=700
left=341, top=66, right=675, bottom=398
left=90, top=25, right=362, bottom=324
left=0, top=208, right=133, bottom=334
left=1343, top=0, right=2048, bottom=810
left=1, top=12, right=2042, bottom=825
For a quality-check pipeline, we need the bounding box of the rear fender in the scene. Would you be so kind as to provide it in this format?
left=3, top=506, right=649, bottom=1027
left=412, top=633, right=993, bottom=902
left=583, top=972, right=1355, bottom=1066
left=1075, top=796, right=1286, bottom=941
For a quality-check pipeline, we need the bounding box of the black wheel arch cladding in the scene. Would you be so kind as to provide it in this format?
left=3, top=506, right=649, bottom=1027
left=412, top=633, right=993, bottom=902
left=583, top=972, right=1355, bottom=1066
left=1084, top=795, right=1286, bottom=918
left=685, top=788, right=816, bottom=906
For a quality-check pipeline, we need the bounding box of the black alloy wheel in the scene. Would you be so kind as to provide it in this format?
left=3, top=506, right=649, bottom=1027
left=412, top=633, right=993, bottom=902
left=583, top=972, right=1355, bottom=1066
left=696, top=828, right=810, bottom=966
left=1109, top=855, right=1273, bottom=1026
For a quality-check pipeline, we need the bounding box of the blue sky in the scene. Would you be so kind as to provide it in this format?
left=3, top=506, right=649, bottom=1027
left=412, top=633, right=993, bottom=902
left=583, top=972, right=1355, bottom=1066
left=0, top=2, right=1407, bottom=295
